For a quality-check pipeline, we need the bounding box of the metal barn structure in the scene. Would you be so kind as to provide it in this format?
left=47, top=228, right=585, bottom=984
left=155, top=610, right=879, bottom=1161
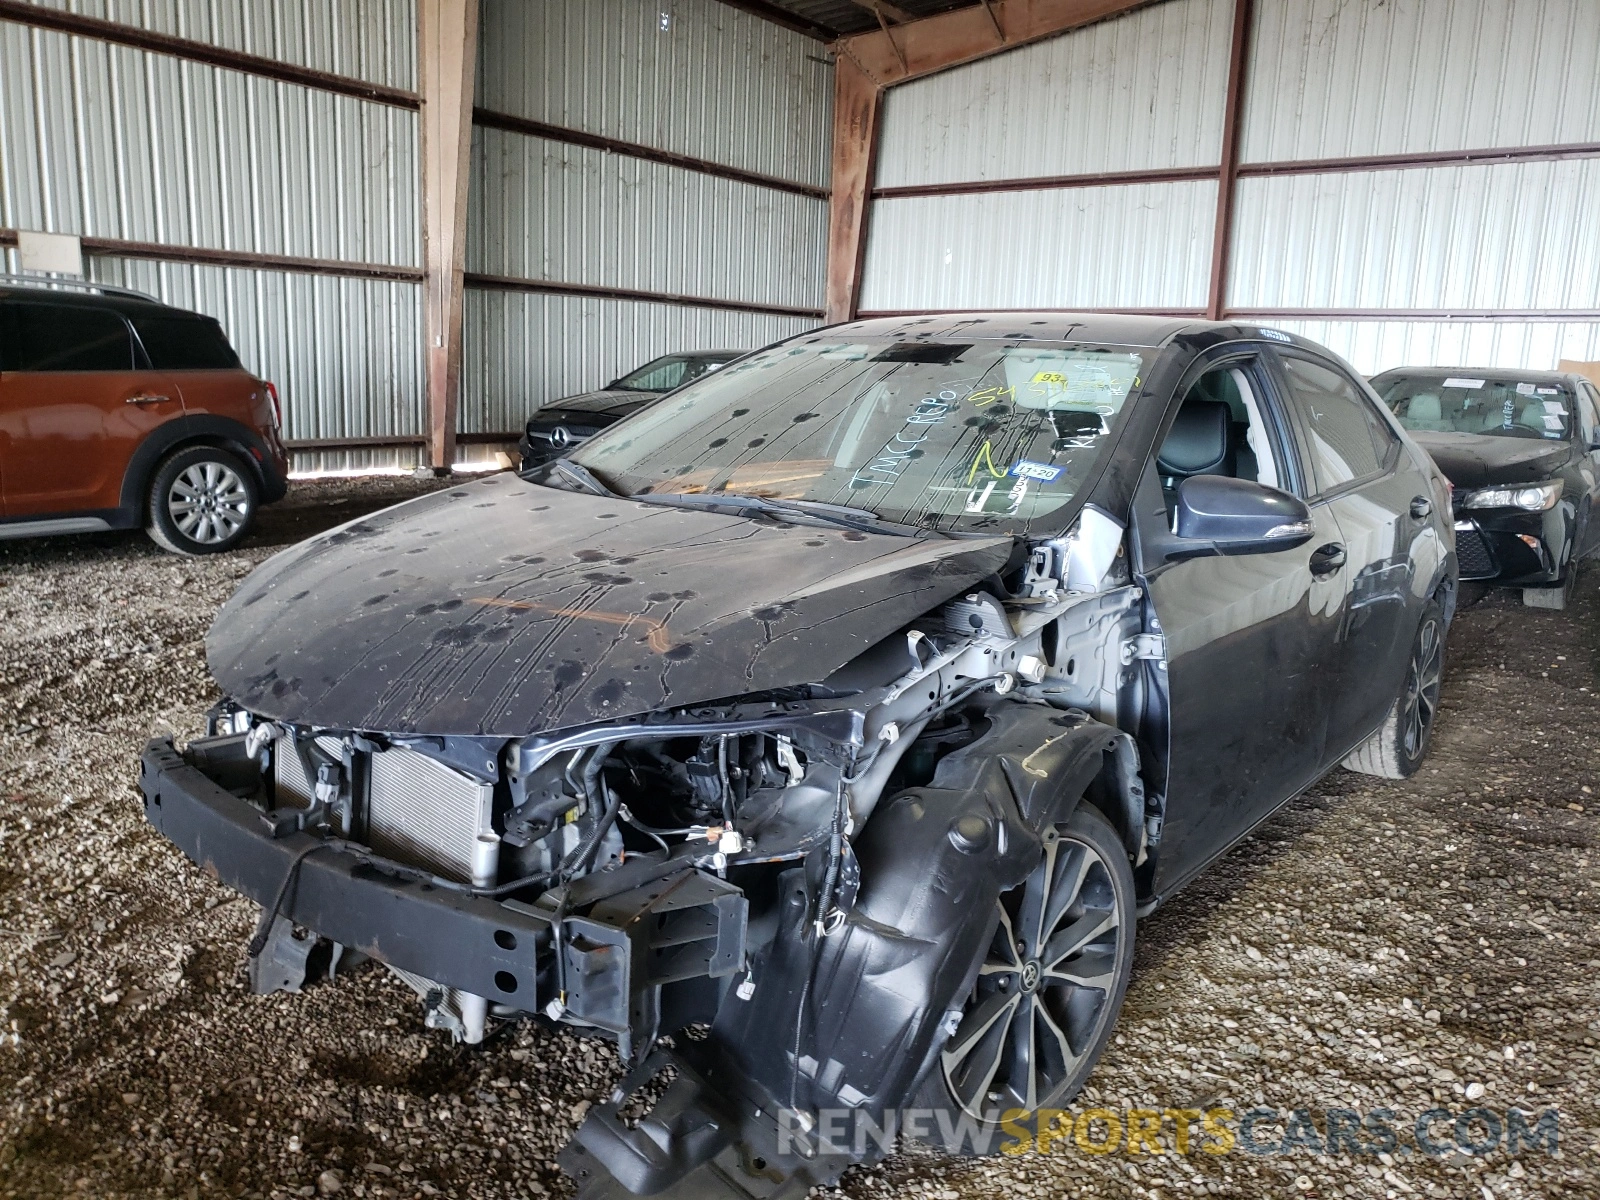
left=3, top=0, right=1596, bottom=472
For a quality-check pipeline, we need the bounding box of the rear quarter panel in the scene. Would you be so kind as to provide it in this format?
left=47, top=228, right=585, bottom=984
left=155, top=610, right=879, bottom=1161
left=174, top=370, right=288, bottom=481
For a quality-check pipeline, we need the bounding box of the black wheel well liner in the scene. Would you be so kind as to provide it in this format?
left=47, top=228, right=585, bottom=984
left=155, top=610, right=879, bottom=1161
left=925, top=700, right=1147, bottom=861
left=121, top=416, right=273, bottom=517
left=709, top=701, right=1149, bottom=1125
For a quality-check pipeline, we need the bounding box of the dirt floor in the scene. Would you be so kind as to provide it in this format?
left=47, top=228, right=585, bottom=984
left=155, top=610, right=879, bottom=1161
left=1, top=475, right=1596, bottom=1200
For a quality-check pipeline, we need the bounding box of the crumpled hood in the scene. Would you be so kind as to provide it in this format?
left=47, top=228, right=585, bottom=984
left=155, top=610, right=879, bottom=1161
left=1410, top=431, right=1573, bottom=489
left=209, top=474, right=1013, bottom=737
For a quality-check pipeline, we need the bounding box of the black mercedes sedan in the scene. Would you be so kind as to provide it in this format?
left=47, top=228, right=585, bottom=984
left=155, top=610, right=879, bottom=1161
left=518, top=349, right=741, bottom=469
left=1374, top=366, right=1600, bottom=609
left=138, top=315, right=1455, bottom=1199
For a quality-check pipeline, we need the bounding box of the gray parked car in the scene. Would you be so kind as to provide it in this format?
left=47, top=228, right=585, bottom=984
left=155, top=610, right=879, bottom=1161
left=518, top=350, right=742, bottom=469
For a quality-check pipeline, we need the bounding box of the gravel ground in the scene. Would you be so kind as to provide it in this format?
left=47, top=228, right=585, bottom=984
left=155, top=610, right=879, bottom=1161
left=1, top=475, right=1596, bottom=1200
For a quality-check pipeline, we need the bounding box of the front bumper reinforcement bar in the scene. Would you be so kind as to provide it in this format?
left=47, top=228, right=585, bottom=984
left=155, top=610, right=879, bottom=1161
left=137, top=736, right=746, bottom=1040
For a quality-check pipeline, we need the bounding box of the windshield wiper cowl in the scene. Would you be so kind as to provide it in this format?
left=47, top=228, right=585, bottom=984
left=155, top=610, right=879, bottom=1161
left=629, top=491, right=928, bottom=537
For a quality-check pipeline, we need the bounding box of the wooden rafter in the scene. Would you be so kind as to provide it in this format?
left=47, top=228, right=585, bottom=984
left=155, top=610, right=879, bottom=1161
left=833, top=0, right=1159, bottom=86
left=848, top=0, right=918, bottom=23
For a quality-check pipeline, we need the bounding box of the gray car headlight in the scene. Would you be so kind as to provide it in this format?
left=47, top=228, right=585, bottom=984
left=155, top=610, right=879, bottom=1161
left=1460, top=480, right=1563, bottom=512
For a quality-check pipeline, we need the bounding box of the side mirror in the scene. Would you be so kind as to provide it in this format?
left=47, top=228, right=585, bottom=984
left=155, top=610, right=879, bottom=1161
left=1173, top=475, right=1314, bottom=557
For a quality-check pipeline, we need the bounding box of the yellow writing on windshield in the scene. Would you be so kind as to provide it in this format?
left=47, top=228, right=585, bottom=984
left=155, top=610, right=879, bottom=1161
left=967, top=385, right=1012, bottom=407
left=966, top=440, right=1007, bottom=485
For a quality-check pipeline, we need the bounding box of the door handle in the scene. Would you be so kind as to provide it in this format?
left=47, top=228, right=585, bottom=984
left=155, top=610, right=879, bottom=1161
left=1309, top=542, right=1346, bottom=576
left=1410, top=496, right=1432, bottom=519
left=125, top=393, right=171, bottom=405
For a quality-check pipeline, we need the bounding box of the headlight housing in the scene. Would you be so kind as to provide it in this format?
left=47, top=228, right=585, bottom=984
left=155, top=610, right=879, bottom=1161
left=1459, top=480, right=1563, bottom=511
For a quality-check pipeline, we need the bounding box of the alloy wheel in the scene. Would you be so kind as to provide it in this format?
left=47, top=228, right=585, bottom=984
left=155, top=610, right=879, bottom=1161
left=1402, top=617, right=1443, bottom=759
left=940, top=825, right=1126, bottom=1120
left=168, top=460, right=251, bottom=545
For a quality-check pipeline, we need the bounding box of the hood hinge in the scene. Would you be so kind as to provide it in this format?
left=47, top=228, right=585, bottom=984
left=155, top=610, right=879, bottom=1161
left=1121, top=633, right=1167, bottom=665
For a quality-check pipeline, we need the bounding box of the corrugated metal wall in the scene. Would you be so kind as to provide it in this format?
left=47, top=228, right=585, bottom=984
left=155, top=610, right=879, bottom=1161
left=1230, top=0, right=1600, bottom=374
left=859, top=180, right=1217, bottom=312
left=462, top=0, right=831, bottom=432
left=468, top=127, right=825, bottom=311
left=1242, top=0, right=1600, bottom=162
left=860, top=0, right=1600, bottom=374
left=1231, top=158, right=1600, bottom=312
left=1256, top=318, right=1600, bottom=377
left=862, top=0, right=1232, bottom=314
left=13, top=0, right=417, bottom=88
left=0, top=6, right=424, bottom=471
left=462, top=289, right=812, bottom=435
left=0, top=22, right=419, bottom=263
left=476, top=0, right=831, bottom=188
left=876, top=0, right=1234, bottom=187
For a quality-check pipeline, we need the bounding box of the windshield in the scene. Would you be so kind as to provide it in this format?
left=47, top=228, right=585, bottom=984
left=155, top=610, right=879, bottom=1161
left=615, top=353, right=736, bottom=392
left=1380, top=375, right=1572, bottom=440
left=571, top=337, right=1149, bottom=534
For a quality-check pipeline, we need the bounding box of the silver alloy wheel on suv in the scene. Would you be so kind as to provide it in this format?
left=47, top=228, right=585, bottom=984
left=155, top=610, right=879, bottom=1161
left=169, top=461, right=251, bottom=545
left=146, top=445, right=260, bottom=555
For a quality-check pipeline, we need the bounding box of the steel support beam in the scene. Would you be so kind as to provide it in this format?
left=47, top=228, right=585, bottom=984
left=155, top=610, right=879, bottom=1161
left=420, top=0, right=479, bottom=472
left=1206, top=0, right=1253, bottom=321
left=824, top=55, right=883, bottom=323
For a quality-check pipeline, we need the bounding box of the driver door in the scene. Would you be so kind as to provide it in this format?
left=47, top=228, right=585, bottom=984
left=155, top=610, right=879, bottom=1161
left=1132, top=349, right=1349, bottom=895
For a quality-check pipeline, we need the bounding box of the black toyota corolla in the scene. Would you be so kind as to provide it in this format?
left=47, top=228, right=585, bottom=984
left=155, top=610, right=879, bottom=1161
left=1373, top=366, right=1600, bottom=609
left=139, top=315, right=1456, bottom=1198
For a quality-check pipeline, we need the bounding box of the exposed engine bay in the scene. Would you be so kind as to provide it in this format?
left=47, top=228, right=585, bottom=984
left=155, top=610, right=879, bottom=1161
left=140, top=506, right=1163, bottom=1198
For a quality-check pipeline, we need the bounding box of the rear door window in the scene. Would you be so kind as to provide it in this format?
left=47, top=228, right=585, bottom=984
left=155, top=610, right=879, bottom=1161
left=131, top=316, right=240, bottom=369
left=1277, top=354, right=1395, bottom=496
left=0, top=302, right=133, bottom=371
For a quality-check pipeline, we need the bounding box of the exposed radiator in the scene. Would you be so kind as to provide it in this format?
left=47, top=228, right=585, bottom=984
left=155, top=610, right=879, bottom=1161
left=365, top=744, right=495, bottom=883
left=363, top=744, right=500, bottom=1043
left=271, top=735, right=344, bottom=809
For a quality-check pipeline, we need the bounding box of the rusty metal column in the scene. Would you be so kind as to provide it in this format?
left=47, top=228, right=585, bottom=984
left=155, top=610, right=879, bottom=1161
left=1207, top=0, right=1254, bottom=322
left=824, top=54, right=882, bottom=324
left=420, top=0, right=479, bottom=471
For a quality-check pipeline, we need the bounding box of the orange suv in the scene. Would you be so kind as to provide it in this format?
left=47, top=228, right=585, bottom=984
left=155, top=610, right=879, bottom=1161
left=0, top=277, right=288, bottom=554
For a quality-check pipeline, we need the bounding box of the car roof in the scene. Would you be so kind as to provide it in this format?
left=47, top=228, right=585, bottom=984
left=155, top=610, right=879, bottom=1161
left=0, top=283, right=213, bottom=322
left=1371, top=365, right=1578, bottom=385
left=819, top=311, right=1294, bottom=350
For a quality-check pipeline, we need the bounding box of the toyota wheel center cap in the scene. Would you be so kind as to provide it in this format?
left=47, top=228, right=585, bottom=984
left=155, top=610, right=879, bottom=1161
left=1020, top=960, right=1041, bottom=992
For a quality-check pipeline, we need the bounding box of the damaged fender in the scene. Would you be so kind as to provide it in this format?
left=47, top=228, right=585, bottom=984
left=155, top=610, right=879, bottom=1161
left=703, top=702, right=1138, bottom=1128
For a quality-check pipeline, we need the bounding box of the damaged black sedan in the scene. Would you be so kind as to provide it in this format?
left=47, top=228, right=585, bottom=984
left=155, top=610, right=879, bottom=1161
left=138, top=315, right=1456, bottom=1199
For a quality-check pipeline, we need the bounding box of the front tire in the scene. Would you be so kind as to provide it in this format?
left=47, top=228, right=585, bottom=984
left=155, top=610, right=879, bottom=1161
left=1343, top=599, right=1445, bottom=778
left=915, top=803, right=1136, bottom=1153
left=145, top=446, right=258, bottom=555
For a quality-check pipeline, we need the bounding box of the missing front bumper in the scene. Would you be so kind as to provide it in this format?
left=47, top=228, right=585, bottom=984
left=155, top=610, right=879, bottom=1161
left=137, top=735, right=747, bottom=1056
